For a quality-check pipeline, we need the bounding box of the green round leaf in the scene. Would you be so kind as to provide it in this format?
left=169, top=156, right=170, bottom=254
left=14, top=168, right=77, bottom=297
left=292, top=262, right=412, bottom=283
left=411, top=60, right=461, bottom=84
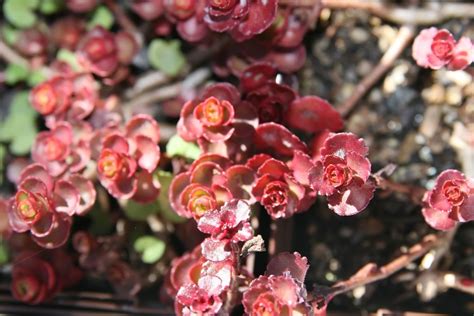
left=0, top=240, right=9, bottom=265
left=5, top=64, right=29, bottom=85
left=166, top=134, right=201, bottom=160
left=87, top=6, right=114, bottom=30
left=134, top=236, right=166, bottom=264
left=157, top=171, right=187, bottom=223
left=39, top=0, right=63, bottom=15
left=120, top=199, right=159, bottom=221
left=148, top=39, right=186, bottom=76
left=3, top=0, right=40, bottom=29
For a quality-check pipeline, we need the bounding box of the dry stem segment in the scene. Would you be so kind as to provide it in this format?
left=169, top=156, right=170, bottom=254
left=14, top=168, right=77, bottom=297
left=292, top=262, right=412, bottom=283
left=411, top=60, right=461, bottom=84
left=338, top=25, right=415, bottom=117
left=280, top=0, right=474, bottom=25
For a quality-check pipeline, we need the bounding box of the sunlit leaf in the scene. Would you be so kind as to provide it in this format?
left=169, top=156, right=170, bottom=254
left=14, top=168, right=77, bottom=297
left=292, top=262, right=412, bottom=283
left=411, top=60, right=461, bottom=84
left=157, top=171, right=187, bottom=223
left=3, top=0, right=40, bottom=29
left=166, top=134, right=201, bottom=160
left=134, top=235, right=166, bottom=264
left=87, top=6, right=114, bottom=30
left=0, top=91, right=38, bottom=155
left=148, top=39, right=186, bottom=76
left=39, top=0, right=63, bottom=14
left=5, top=64, right=29, bottom=85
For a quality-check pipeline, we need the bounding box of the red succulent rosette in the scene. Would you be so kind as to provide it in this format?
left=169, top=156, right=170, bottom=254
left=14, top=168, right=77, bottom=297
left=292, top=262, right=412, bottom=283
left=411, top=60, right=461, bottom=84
left=77, top=26, right=118, bottom=77
left=421, top=170, right=474, bottom=231
left=204, top=0, right=278, bottom=42
left=175, top=283, right=223, bottom=315
left=178, top=96, right=236, bottom=143
left=11, top=250, right=83, bottom=305
left=311, top=133, right=375, bottom=216
left=7, top=164, right=95, bottom=248
left=131, top=0, right=165, bottom=20
left=251, top=155, right=316, bottom=219
left=169, top=154, right=256, bottom=219
left=14, top=29, right=48, bottom=57
left=52, top=17, right=86, bottom=50
left=30, top=74, right=99, bottom=128
left=97, top=114, right=161, bottom=203
left=243, top=252, right=311, bottom=315
left=412, top=27, right=473, bottom=71
left=32, top=122, right=91, bottom=177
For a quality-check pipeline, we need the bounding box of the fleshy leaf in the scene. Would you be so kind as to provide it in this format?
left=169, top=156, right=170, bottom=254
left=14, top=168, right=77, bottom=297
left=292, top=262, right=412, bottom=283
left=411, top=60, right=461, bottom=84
left=166, top=134, right=201, bottom=160
left=157, top=171, right=187, bottom=223
left=3, top=0, right=39, bottom=29
left=57, top=49, right=83, bottom=72
left=87, top=6, right=114, bottom=30
left=134, top=235, right=166, bottom=264
left=0, top=239, right=8, bottom=265
left=0, top=91, right=38, bottom=155
left=5, top=64, right=29, bottom=85
left=148, top=39, right=186, bottom=76
left=39, top=0, right=63, bottom=14
left=120, top=199, right=158, bottom=221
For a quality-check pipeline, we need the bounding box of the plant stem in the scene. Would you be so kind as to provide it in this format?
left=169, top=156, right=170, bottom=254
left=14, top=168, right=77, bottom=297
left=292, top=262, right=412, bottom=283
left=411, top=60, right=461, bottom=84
left=338, top=25, right=415, bottom=118
left=280, top=0, right=474, bottom=25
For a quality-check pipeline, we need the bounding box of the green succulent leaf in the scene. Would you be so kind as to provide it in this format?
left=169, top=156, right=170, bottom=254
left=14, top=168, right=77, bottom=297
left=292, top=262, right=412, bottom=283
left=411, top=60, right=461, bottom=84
left=0, top=240, right=8, bottom=265
left=88, top=6, right=114, bottom=30
left=5, top=64, right=29, bottom=85
left=27, top=70, right=47, bottom=87
left=57, top=49, right=84, bottom=72
left=156, top=171, right=187, bottom=223
left=120, top=199, right=159, bottom=221
left=3, top=0, right=40, bottom=29
left=0, top=91, right=38, bottom=155
left=134, top=236, right=166, bottom=264
left=166, top=134, right=201, bottom=160
left=148, top=39, right=186, bottom=76
left=2, top=25, right=19, bottom=45
left=39, top=0, right=63, bottom=14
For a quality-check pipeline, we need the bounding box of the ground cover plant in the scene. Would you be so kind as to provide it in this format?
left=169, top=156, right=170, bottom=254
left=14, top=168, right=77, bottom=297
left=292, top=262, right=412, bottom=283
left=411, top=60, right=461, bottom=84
left=0, top=0, right=473, bottom=315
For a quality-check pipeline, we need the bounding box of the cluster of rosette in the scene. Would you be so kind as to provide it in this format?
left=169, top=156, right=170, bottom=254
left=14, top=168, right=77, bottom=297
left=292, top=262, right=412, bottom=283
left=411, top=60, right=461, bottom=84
left=10, top=249, right=83, bottom=305
left=412, top=27, right=473, bottom=71
left=421, top=170, right=474, bottom=231
left=173, top=69, right=375, bottom=219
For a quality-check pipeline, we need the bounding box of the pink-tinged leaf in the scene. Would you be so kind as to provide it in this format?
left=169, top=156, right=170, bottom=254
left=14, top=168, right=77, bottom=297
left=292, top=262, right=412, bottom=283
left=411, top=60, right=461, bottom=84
left=246, top=154, right=272, bottom=171
left=51, top=122, right=73, bottom=146
left=412, top=27, right=439, bottom=68
left=267, top=45, right=306, bottom=73
left=53, top=180, right=80, bottom=216
left=197, top=210, right=222, bottom=235
left=198, top=275, right=225, bottom=296
left=8, top=202, right=30, bottom=233
left=201, top=83, right=241, bottom=110
left=134, top=136, right=160, bottom=173
left=68, top=175, right=96, bottom=215
left=115, top=31, right=138, bottom=64
left=211, top=184, right=232, bottom=206
left=108, top=177, right=138, bottom=200
left=201, top=238, right=231, bottom=262
left=0, top=199, right=10, bottom=235
left=345, top=152, right=371, bottom=182
left=290, top=150, right=316, bottom=186
left=232, top=0, right=277, bottom=38
left=458, top=194, right=474, bottom=222
left=132, top=171, right=161, bottom=204
left=126, top=114, right=161, bottom=143
left=320, top=132, right=368, bottom=158
left=422, top=206, right=457, bottom=231
left=255, top=123, right=307, bottom=156
left=176, top=284, right=223, bottom=315
left=288, top=96, right=343, bottom=133
left=429, top=169, right=466, bottom=211
left=20, top=164, right=54, bottom=193
left=30, top=211, right=55, bottom=237
left=252, top=174, right=275, bottom=201
left=102, top=134, right=130, bottom=154
left=177, top=17, right=210, bottom=43
left=68, top=99, right=95, bottom=121
left=240, top=62, right=277, bottom=93
left=202, top=125, right=235, bottom=143
left=266, top=252, right=309, bottom=283
left=257, top=158, right=290, bottom=179
left=225, top=165, right=256, bottom=202
left=269, top=275, right=301, bottom=306
left=131, top=0, right=164, bottom=20
left=19, top=178, right=48, bottom=197
left=448, top=37, right=474, bottom=71
left=178, top=101, right=203, bottom=142
left=69, top=141, right=91, bottom=173
left=191, top=152, right=227, bottom=167
left=310, top=130, right=332, bottom=161
left=32, top=213, right=72, bottom=249
left=200, top=260, right=233, bottom=294
left=190, top=161, right=224, bottom=187
left=169, top=172, right=192, bottom=218
left=327, top=179, right=375, bottom=216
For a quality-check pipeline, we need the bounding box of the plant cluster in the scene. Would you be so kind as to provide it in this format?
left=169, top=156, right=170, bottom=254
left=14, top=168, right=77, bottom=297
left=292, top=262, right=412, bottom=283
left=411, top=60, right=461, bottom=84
left=0, top=1, right=473, bottom=315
